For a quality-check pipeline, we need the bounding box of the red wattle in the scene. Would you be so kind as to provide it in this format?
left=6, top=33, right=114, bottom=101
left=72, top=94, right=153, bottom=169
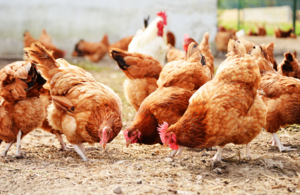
left=183, top=44, right=188, bottom=52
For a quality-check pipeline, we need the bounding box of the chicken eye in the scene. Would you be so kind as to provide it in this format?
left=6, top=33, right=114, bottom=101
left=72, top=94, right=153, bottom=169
left=193, top=44, right=197, bottom=48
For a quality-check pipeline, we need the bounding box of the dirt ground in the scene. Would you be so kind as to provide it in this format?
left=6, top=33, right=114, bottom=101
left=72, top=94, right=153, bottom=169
left=0, top=56, right=300, bottom=195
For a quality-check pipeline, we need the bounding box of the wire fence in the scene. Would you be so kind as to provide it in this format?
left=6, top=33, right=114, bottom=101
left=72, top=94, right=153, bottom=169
left=218, top=0, right=299, bottom=35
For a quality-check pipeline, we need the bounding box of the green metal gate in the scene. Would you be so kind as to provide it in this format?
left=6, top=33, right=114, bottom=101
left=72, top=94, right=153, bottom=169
left=218, top=0, right=298, bottom=35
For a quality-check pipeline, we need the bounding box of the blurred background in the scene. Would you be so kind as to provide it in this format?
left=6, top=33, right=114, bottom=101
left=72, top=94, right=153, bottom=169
left=0, top=0, right=217, bottom=58
left=218, top=0, right=299, bottom=35
left=0, top=0, right=299, bottom=59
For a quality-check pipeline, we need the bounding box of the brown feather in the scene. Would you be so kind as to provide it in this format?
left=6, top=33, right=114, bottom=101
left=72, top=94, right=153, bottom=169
left=24, top=42, right=59, bottom=80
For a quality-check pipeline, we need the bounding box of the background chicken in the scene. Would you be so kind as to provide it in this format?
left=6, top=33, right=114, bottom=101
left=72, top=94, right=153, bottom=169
left=215, top=30, right=237, bottom=55
left=23, top=31, right=65, bottom=60
left=159, top=40, right=266, bottom=162
left=109, top=35, right=134, bottom=51
left=110, top=48, right=163, bottom=111
left=166, top=31, right=176, bottom=47
left=128, top=11, right=168, bottom=65
left=246, top=24, right=266, bottom=36
left=72, top=34, right=110, bottom=62
left=277, top=51, right=300, bottom=78
left=166, top=44, right=186, bottom=62
left=166, top=34, right=196, bottom=62
left=274, top=27, right=296, bottom=38
left=26, top=43, right=122, bottom=161
left=39, top=29, right=54, bottom=47
left=124, top=38, right=213, bottom=157
left=252, top=44, right=299, bottom=152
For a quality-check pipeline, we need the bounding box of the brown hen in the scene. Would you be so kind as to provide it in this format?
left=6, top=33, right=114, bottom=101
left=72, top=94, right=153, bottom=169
left=110, top=48, right=163, bottom=111
left=72, top=35, right=109, bottom=63
left=123, top=38, right=213, bottom=157
left=277, top=51, right=300, bottom=78
left=23, top=31, right=65, bottom=60
left=0, top=61, right=68, bottom=157
left=160, top=40, right=266, bottom=162
left=252, top=44, right=299, bottom=152
left=25, top=43, right=122, bottom=161
left=109, top=36, right=134, bottom=51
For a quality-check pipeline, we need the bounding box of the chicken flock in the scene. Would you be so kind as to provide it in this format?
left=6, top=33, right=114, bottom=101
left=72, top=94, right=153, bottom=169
left=0, top=11, right=298, bottom=162
left=215, top=25, right=297, bottom=56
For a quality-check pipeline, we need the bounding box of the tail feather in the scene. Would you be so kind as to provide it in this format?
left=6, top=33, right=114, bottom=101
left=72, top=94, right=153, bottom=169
left=24, top=42, right=59, bottom=80
left=101, top=34, right=110, bottom=48
left=110, top=48, right=131, bottom=70
left=293, top=50, right=297, bottom=59
left=199, top=32, right=209, bottom=50
left=199, top=32, right=214, bottom=77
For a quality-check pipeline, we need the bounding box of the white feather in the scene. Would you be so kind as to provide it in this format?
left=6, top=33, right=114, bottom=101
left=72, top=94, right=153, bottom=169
left=25, top=62, right=31, bottom=73
left=236, top=29, right=245, bottom=38
left=128, top=16, right=167, bottom=65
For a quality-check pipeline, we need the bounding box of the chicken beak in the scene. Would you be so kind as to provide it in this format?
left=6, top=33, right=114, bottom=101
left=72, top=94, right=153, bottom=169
left=126, top=141, right=131, bottom=147
left=163, top=143, right=168, bottom=148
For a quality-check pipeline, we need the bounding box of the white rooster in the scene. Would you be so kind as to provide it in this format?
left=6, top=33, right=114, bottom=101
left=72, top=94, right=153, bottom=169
left=128, top=11, right=168, bottom=65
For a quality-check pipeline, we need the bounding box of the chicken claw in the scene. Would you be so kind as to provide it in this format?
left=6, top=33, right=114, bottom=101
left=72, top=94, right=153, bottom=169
left=0, top=142, right=14, bottom=157
left=211, top=146, right=224, bottom=163
left=168, top=146, right=184, bottom=158
left=272, top=133, right=296, bottom=152
left=54, top=132, right=70, bottom=151
left=269, top=137, right=276, bottom=146
left=73, top=143, right=88, bottom=161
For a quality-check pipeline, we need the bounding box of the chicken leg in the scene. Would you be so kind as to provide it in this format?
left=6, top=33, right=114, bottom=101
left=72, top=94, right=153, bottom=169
left=78, top=142, right=87, bottom=156
left=73, top=143, right=88, bottom=161
left=246, top=143, right=250, bottom=160
left=269, top=137, right=276, bottom=146
left=168, top=146, right=184, bottom=158
left=272, top=133, right=296, bottom=152
left=54, top=132, right=70, bottom=151
left=1, top=142, right=14, bottom=157
left=212, top=146, right=224, bottom=162
left=14, top=130, right=24, bottom=158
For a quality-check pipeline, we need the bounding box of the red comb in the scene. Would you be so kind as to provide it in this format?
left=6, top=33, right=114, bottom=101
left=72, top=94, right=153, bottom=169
left=157, top=11, right=167, bottom=25
left=123, top=129, right=129, bottom=141
left=158, top=122, right=169, bottom=143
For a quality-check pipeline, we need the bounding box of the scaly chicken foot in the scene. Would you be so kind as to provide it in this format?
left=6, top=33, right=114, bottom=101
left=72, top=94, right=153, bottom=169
left=269, top=137, right=276, bottom=146
left=0, top=142, right=14, bottom=157
left=73, top=143, right=88, bottom=161
left=211, top=146, right=224, bottom=163
left=245, top=143, right=251, bottom=160
left=176, top=146, right=184, bottom=156
left=272, top=133, right=296, bottom=152
left=168, top=150, right=177, bottom=158
left=54, top=132, right=70, bottom=151
left=14, top=130, right=25, bottom=158
left=168, top=146, right=184, bottom=158
left=78, top=142, right=87, bottom=156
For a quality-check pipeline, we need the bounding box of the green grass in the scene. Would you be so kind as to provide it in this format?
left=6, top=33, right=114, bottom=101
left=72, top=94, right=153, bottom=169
left=71, top=60, right=108, bottom=72
left=219, top=20, right=300, bottom=35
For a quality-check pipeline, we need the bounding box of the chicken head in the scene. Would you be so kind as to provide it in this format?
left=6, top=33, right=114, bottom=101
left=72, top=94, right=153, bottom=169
left=123, top=129, right=141, bottom=147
